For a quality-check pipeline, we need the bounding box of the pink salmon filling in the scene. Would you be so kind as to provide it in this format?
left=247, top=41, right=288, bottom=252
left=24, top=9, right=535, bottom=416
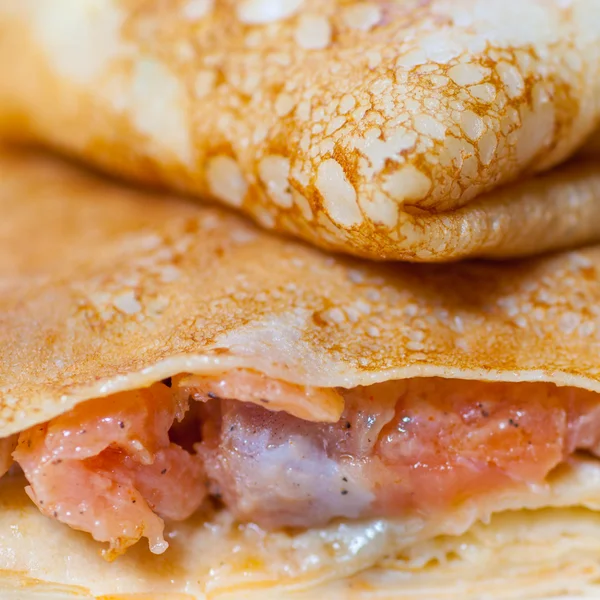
left=6, top=372, right=600, bottom=556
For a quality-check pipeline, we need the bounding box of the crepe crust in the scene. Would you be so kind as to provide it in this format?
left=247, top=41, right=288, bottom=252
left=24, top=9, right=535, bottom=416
left=0, top=148, right=599, bottom=436
left=0, top=0, right=599, bottom=260
left=2, top=150, right=600, bottom=596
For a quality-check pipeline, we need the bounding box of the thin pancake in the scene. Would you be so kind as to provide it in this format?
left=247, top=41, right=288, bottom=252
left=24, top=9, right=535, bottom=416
left=3, top=149, right=600, bottom=597
left=0, top=0, right=599, bottom=260
left=2, top=149, right=600, bottom=437
left=1, top=459, right=600, bottom=598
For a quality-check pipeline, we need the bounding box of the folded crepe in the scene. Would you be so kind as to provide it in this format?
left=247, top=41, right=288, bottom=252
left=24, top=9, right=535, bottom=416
left=1, top=0, right=600, bottom=262
left=1, top=147, right=600, bottom=599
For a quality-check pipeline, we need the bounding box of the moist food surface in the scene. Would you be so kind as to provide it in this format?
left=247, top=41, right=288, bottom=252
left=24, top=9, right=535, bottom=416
left=6, top=373, right=600, bottom=557
left=13, top=383, right=206, bottom=558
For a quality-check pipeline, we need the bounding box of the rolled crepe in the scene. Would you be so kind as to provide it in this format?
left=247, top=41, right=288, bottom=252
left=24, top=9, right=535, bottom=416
left=0, top=0, right=600, bottom=261
left=2, top=148, right=600, bottom=599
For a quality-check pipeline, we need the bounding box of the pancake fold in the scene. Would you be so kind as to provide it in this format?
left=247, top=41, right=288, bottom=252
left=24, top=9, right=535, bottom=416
left=0, top=0, right=599, bottom=260
left=1, top=149, right=600, bottom=598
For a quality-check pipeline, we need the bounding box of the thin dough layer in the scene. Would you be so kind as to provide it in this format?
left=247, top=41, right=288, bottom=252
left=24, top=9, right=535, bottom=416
left=1, top=459, right=600, bottom=599
left=0, top=0, right=599, bottom=259
left=2, top=150, right=600, bottom=597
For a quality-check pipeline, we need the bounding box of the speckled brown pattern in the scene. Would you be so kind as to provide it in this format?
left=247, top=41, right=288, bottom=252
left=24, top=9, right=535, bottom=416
left=2, top=148, right=600, bottom=438
left=0, top=0, right=599, bottom=260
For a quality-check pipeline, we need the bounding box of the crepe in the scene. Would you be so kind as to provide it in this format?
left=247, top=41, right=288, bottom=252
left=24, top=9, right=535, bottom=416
left=0, top=0, right=600, bottom=262
left=2, top=147, right=600, bottom=599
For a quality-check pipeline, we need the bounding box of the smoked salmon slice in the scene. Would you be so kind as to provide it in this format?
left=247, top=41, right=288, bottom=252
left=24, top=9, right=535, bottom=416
left=9, top=372, right=600, bottom=555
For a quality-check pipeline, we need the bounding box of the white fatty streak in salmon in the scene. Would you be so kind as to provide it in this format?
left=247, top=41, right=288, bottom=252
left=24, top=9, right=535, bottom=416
left=197, top=379, right=600, bottom=529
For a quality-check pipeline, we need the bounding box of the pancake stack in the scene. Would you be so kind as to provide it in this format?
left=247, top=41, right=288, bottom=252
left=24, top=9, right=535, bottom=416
left=0, top=2, right=599, bottom=598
